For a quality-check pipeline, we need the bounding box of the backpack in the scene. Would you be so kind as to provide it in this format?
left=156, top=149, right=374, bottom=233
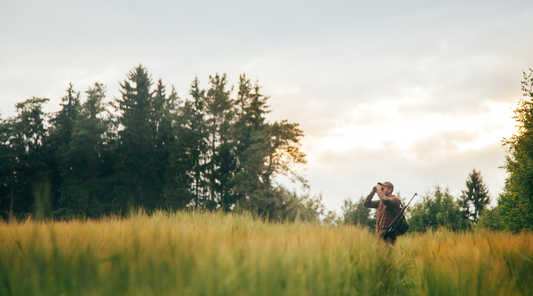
left=394, top=200, right=409, bottom=235
left=396, top=214, right=409, bottom=235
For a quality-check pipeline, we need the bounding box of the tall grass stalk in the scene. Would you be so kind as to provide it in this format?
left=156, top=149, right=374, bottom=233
left=0, top=210, right=531, bottom=295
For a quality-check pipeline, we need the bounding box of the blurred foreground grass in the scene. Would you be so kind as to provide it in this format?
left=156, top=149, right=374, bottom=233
left=1, top=210, right=532, bottom=296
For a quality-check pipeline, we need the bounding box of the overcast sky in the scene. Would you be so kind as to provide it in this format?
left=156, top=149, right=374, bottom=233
left=2, top=0, right=533, bottom=212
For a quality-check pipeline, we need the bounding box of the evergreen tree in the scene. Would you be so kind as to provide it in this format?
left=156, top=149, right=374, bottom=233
left=154, top=80, right=182, bottom=208
left=163, top=83, right=202, bottom=209
left=47, top=83, right=81, bottom=214
left=114, top=65, right=163, bottom=211
left=165, top=77, right=208, bottom=209
left=232, top=79, right=307, bottom=218
left=57, top=82, right=111, bottom=217
left=188, top=78, right=210, bottom=209
left=2, top=98, right=50, bottom=218
left=233, top=78, right=277, bottom=215
left=0, top=116, right=11, bottom=219
left=49, top=83, right=81, bottom=145
left=499, top=68, right=533, bottom=231
left=1, top=116, right=23, bottom=219
left=251, top=120, right=307, bottom=220
left=233, top=76, right=271, bottom=204
left=205, top=73, right=236, bottom=210
left=459, top=169, right=490, bottom=224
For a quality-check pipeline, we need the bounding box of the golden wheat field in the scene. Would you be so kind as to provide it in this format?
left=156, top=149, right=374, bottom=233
left=0, top=210, right=532, bottom=296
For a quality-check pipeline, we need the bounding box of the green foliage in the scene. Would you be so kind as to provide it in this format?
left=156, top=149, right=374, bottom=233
left=476, top=206, right=505, bottom=230
left=49, top=83, right=81, bottom=147
left=113, top=65, right=164, bottom=211
left=205, top=73, right=237, bottom=211
left=497, top=69, right=533, bottom=231
left=0, top=65, right=311, bottom=220
left=0, top=117, right=11, bottom=216
left=277, top=187, right=325, bottom=222
left=0, top=97, right=49, bottom=219
left=47, top=83, right=82, bottom=212
left=341, top=196, right=376, bottom=230
left=56, top=82, right=113, bottom=218
left=236, top=120, right=306, bottom=218
left=459, top=168, right=490, bottom=224
left=408, top=186, right=469, bottom=232
left=164, top=77, right=207, bottom=209
left=497, top=186, right=533, bottom=231
left=251, top=186, right=326, bottom=222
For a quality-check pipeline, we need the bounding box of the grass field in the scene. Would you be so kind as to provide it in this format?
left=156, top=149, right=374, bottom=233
left=1, top=210, right=532, bottom=296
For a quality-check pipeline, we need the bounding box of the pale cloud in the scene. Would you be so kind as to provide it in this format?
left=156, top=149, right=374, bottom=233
left=309, top=99, right=515, bottom=153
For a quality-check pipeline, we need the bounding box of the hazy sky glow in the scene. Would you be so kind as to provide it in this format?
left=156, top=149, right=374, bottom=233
left=2, top=0, right=533, bottom=212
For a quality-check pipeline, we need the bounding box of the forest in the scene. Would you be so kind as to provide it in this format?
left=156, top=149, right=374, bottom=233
left=1, top=65, right=533, bottom=232
left=0, top=65, right=320, bottom=221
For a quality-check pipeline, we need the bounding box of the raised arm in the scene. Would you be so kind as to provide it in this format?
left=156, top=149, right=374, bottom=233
left=376, top=190, right=400, bottom=208
left=364, top=188, right=380, bottom=209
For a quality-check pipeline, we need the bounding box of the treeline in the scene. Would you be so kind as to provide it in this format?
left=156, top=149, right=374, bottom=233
left=0, top=65, right=324, bottom=221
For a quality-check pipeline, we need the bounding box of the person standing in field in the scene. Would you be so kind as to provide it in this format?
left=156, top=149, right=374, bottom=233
left=364, top=181, right=401, bottom=244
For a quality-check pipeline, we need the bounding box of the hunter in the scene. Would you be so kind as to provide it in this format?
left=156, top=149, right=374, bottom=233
left=364, top=181, right=401, bottom=244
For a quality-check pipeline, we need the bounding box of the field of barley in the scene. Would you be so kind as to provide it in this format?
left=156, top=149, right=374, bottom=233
left=1, top=210, right=532, bottom=296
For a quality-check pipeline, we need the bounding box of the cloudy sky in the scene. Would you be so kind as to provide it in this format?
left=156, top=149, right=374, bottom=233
left=2, top=0, right=532, bottom=212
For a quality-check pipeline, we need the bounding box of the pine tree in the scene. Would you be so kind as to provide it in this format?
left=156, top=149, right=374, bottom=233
left=188, top=78, right=209, bottom=209
left=459, top=169, right=490, bottom=224
left=57, top=82, right=111, bottom=217
left=49, top=83, right=81, bottom=145
left=3, top=97, right=50, bottom=218
left=114, top=65, right=163, bottom=211
left=162, top=82, right=204, bottom=209
left=165, top=77, right=209, bottom=209
left=233, top=77, right=271, bottom=208
left=0, top=115, right=12, bottom=219
left=47, top=83, right=81, bottom=214
left=231, top=78, right=307, bottom=218
left=153, top=80, right=181, bottom=207
left=205, top=73, right=236, bottom=210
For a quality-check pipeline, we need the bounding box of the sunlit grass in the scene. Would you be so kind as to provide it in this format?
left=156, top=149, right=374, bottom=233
left=1, top=210, right=532, bottom=295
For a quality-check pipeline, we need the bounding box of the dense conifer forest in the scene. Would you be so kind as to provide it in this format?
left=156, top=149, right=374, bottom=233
left=0, top=65, right=324, bottom=221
